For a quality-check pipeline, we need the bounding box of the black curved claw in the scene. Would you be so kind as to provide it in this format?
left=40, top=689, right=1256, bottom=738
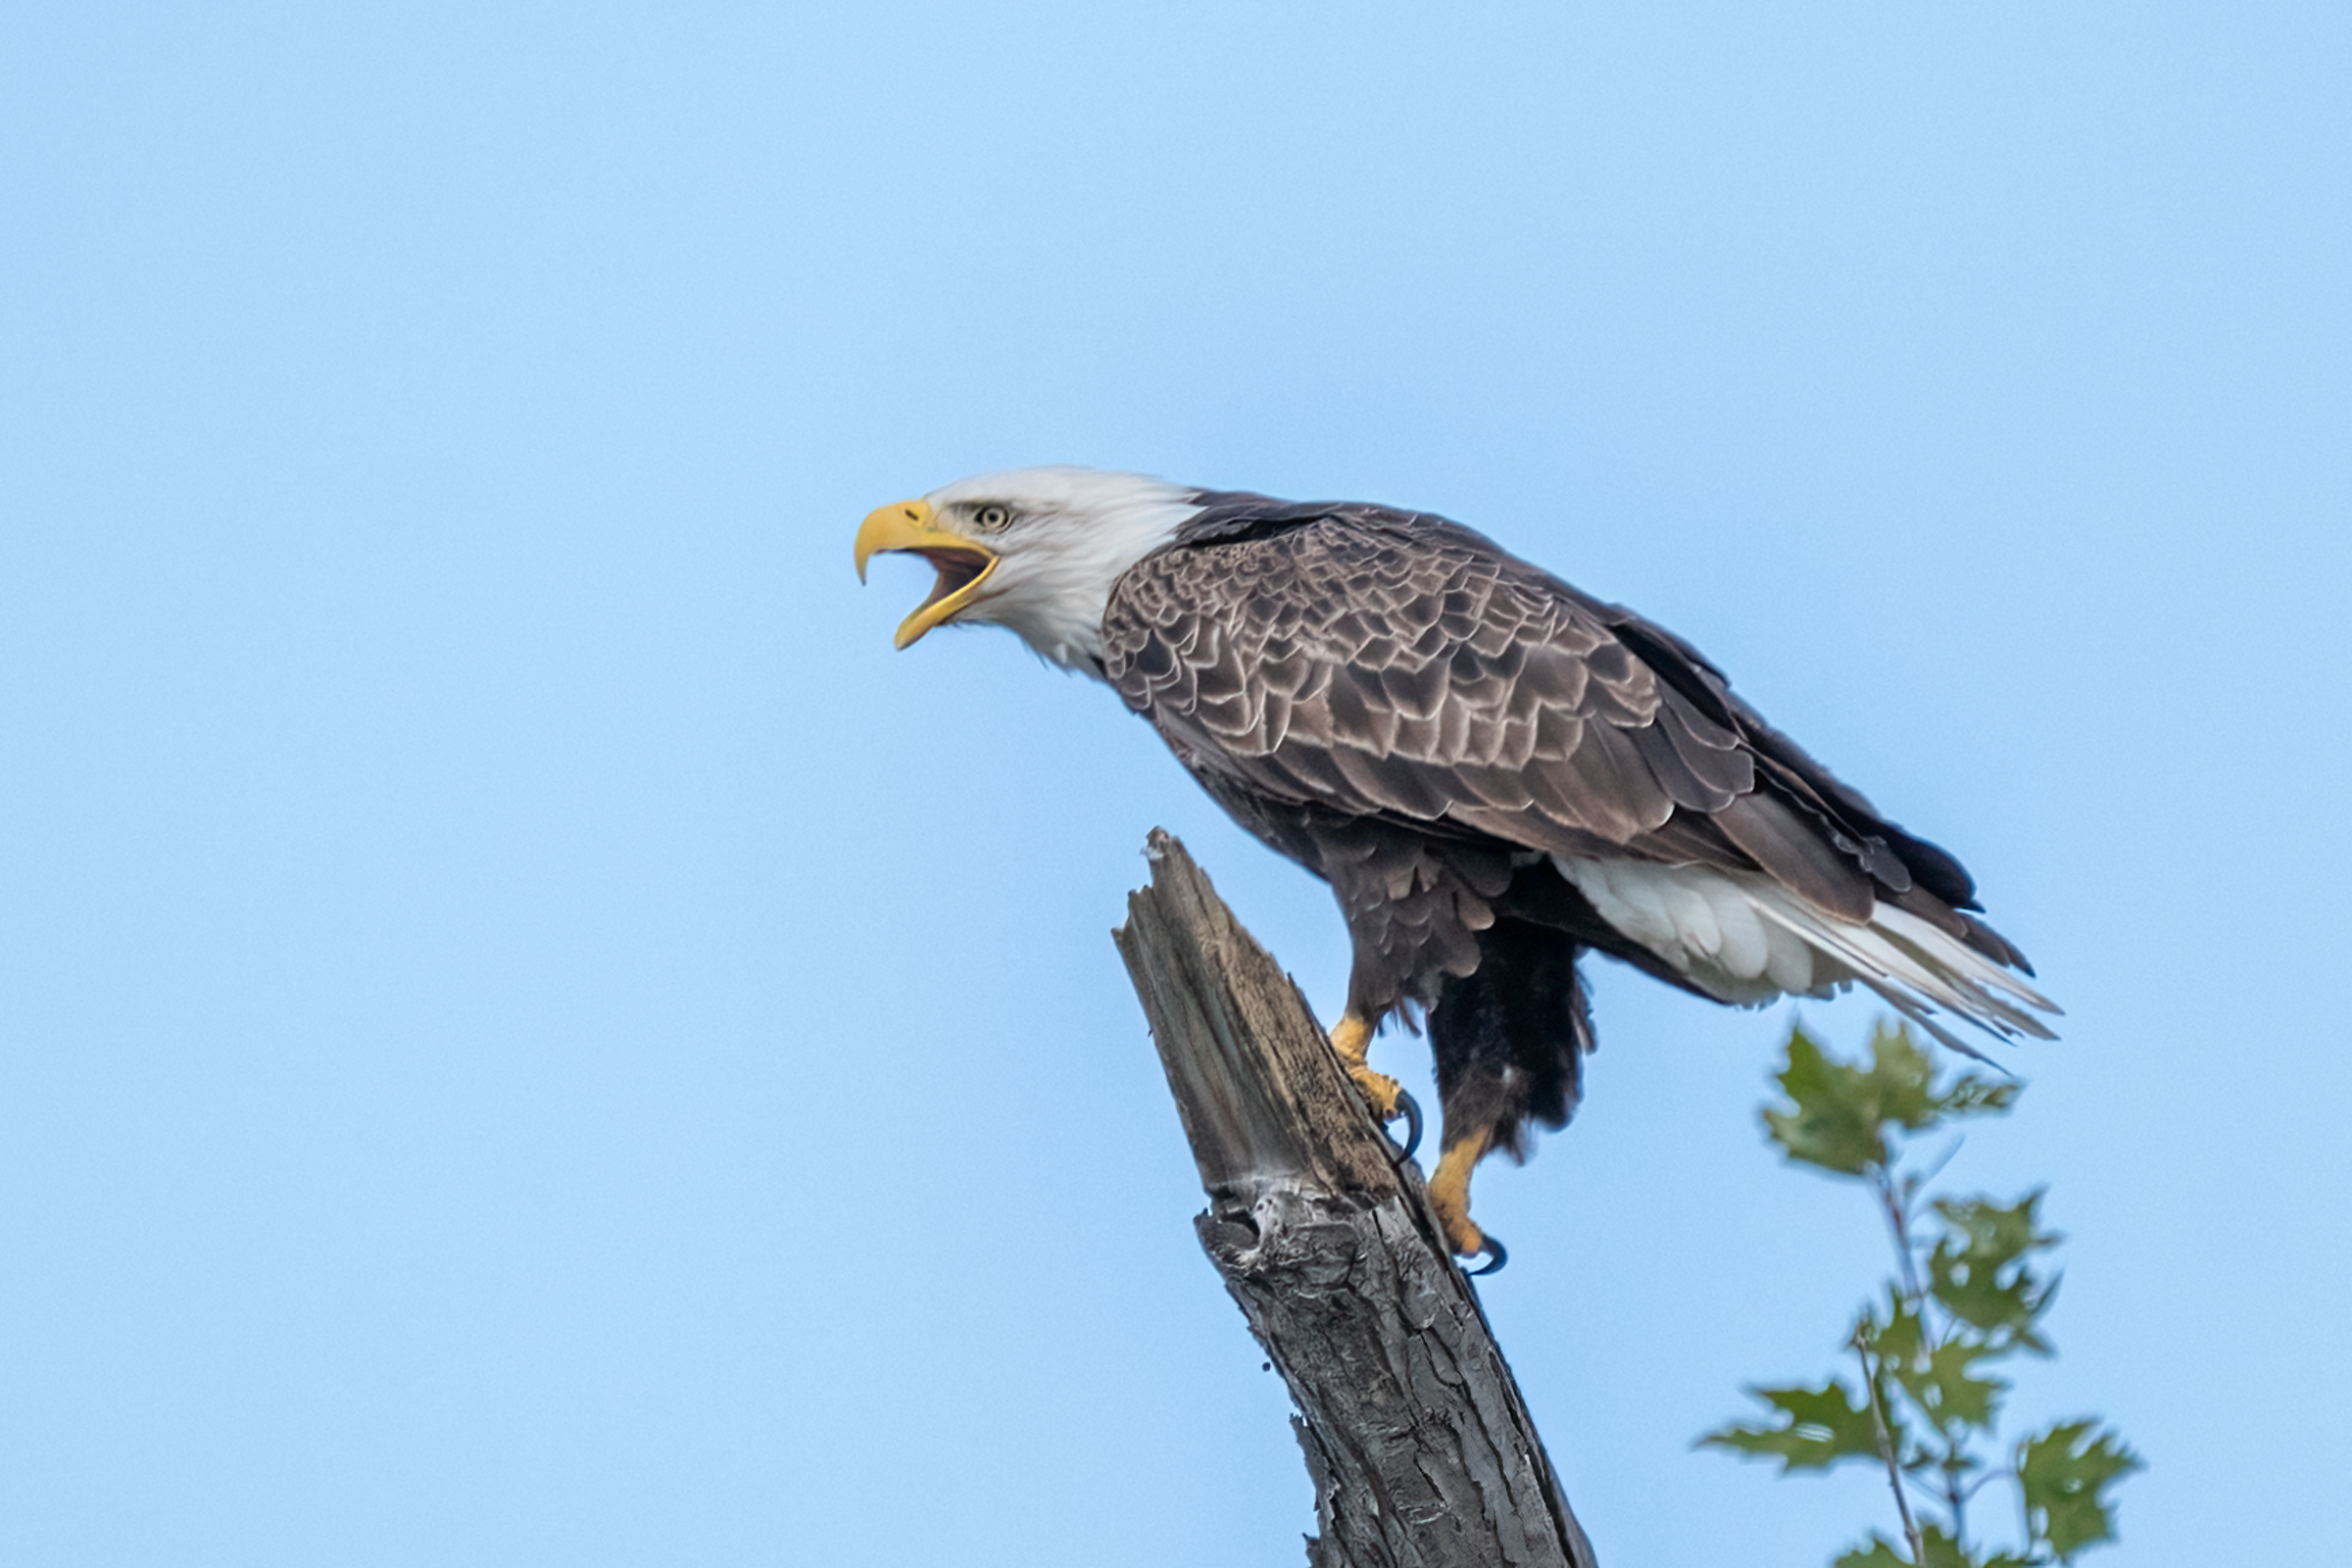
left=1388, top=1089, right=1423, bottom=1163
left=1463, top=1233, right=1508, bottom=1277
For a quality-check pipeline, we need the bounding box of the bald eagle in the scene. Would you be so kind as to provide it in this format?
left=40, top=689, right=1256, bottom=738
left=856, top=467, right=2056, bottom=1267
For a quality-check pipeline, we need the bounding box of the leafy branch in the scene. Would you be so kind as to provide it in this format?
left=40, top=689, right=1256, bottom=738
left=1699, top=1020, right=2140, bottom=1567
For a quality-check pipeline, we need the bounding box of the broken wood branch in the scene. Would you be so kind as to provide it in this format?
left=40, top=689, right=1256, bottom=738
left=1113, top=829, right=1598, bottom=1568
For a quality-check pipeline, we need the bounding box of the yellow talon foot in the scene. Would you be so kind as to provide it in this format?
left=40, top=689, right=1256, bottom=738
left=1430, top=1181, right=1485, bottom=1257
left=1429, top=1131, right=1496, bottom=1263
left=1348, top=1063, right=1405, bottom=1121
left=1327, top=1011, right=1404, bottom=1120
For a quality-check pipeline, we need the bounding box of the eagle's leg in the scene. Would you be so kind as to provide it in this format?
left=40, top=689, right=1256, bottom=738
left=1428, top=1122, right=1496, bottom=1262
left=1328, top=1010, right=1407, bottom=1122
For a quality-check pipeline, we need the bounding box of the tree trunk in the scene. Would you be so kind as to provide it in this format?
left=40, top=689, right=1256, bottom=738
left=1112, top=830, right=1598, bottom=1568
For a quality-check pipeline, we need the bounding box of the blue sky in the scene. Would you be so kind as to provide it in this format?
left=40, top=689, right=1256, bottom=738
left=3, top=4, right=2346, bottom=1564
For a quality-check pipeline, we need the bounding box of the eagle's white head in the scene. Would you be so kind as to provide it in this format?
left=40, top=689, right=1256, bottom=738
left=854, top=466, right=1203, bottom=673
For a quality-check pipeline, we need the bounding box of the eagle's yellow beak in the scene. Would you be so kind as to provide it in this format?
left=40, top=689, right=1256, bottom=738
left=854, top=499, right=1002, bottom=650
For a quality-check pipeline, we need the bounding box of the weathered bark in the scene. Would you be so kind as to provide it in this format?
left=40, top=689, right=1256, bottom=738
left=1113, top=830, right=1598, bottom=1568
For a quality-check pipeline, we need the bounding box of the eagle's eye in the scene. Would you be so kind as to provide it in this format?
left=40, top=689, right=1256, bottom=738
left=974, top=504, right=1012, bottom=532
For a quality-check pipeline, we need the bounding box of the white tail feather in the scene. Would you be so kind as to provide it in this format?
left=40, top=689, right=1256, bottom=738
left=1553, top=855, right=2060, bottom=1049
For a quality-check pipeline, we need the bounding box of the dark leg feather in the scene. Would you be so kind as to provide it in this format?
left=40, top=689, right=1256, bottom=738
left=1429, top=918, right=1592, bottom=1162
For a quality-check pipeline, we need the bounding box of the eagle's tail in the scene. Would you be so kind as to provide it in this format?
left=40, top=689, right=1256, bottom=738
left=1552, top=855, right=2061, bottom=1057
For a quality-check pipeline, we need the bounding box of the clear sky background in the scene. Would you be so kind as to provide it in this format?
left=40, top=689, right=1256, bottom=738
left=4, top=4, right=2346, bottom=1565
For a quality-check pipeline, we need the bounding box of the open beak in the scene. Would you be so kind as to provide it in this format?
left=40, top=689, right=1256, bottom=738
left=853, top=499, right=1002, bottom=650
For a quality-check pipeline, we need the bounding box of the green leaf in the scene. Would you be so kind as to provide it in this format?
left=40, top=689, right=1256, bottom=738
left=1698, top=1379, right=1885, bottom=1472
left=1833, top=1536, right=1913, bottom=1568
left=1913, top=1523, right=1990, bottom=1568
left=2020, top=1422, right=2141, bottom=1560
left=1909, top=1338, right=2007, bottom=1432
left=1833, top=1524, right=2020, bottom=1568
left=1859, top=1289, right=1924, bottom=1362
left=1932, top=1073, right=2022, bottom=1120
left=1762, top=1021, right=2018, bottom=1176
left=1764, top=1024, right=1893, bottom=1173
left=1862, top=1296, right=2008, bottom=1436
left=1932, top=1194, right=2061, bottom=1349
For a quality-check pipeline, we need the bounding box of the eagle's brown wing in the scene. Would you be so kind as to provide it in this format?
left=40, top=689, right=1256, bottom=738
left=1102, top=506, right=1948, bottom=930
